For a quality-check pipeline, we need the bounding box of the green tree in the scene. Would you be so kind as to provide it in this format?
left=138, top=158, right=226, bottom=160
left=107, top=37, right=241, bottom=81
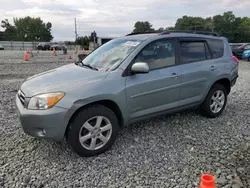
left=130, top=12, right=250, bottom=42
left=172, top=11, right=250, bottom=42
left=0, top=31, right=3, bottom=40
left=213, top=11, right=250, bottom=42
left=175, top=16, right=208, bottom=31
left=236, top=17, right=250, bottom=42
left=75, top=36, right=90, bottom=50
left=13, top=16, right=53, bottom=41
left=157, top=27, right=164, bottom=32
left=1, top=19, right=17, bottom=40
left=1, top=16, right=53, bottom=41
left=166, top=26, right=175, bottom=30
left=133, top=21, right=155, bottom=33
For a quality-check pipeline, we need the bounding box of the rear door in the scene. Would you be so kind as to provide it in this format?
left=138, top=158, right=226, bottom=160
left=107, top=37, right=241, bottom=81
left=178, top=38, right=217, bottom=106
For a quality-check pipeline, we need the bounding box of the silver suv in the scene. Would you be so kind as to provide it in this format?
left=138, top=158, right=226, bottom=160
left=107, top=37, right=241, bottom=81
left=16, top=31, right=239, bottom=157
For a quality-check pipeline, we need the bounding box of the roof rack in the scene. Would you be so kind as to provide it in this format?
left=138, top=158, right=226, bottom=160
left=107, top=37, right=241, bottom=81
left=159, top=30, right=220, bottom=36
left=126, top=31, right=161, bottom=36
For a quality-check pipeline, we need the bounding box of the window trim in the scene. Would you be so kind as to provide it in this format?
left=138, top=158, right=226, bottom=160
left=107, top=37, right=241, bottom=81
left=204, top=42, right=212, bottom=59
left=122, top=37, right=180, bottom=76
left=178, top=38, right=213, bottom=64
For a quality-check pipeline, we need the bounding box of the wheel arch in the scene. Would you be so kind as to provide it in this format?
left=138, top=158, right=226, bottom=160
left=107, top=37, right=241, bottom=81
left=212, top=78, right=231, bottom=95
left=65, top=99, right=124, bottom=137
left=202, top=77, right=231, bottom=104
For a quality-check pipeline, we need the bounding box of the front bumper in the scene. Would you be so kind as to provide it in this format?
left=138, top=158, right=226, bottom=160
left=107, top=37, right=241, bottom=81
left=15, top=94, right=68, bottom=141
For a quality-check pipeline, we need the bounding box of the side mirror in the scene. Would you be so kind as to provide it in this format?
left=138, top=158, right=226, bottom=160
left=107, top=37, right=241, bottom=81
left=131, top=62, right=149, bottom=74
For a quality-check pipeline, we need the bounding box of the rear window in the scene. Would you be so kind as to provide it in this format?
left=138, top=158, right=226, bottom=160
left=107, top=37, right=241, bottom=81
left=180, top=41, right=210, bottom=63
left=207, top=39, right=224, bottom=58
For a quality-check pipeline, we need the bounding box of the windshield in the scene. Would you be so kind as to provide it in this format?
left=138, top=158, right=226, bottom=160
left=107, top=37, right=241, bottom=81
left=81, top=39, right=142, bottom=71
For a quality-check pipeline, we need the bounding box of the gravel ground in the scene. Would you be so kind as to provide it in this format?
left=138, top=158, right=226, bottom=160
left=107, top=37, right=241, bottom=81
left=0, top=53, right=250, bottom=188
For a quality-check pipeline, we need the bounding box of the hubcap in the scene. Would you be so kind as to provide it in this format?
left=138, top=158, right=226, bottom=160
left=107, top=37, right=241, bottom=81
left=79, top=116, right=112, bottom=150
left=210, top=90, right=225, bottom=113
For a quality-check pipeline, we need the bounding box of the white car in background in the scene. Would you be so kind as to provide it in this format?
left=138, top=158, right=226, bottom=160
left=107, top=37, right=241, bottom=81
left=0, top=44, right=4, bottom=50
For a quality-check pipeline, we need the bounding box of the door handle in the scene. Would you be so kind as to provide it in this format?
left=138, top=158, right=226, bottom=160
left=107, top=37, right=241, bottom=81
left=210, top=66, right=217, bottom=71
left=170, top=73, right=178, bottom=78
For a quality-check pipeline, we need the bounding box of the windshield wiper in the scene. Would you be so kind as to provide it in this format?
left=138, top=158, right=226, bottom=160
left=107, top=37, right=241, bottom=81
left=75, top=61, right=98, bottom=71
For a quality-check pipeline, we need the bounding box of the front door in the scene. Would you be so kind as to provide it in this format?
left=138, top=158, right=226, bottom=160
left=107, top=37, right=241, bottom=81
left=125, top=38, right=182, bottom=120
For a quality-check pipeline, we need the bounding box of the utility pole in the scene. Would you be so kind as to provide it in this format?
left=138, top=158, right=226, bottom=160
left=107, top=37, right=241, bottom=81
left=74, top=17, right=78, bottom=41
left=74, top=17, right=78, bottom=59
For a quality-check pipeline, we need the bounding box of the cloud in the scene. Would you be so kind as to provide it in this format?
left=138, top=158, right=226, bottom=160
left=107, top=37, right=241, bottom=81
left=0, top=0, right=249, bottom=40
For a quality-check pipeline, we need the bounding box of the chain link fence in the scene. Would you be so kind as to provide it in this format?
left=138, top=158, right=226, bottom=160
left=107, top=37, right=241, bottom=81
left=0, top=41, right=81, bottom=51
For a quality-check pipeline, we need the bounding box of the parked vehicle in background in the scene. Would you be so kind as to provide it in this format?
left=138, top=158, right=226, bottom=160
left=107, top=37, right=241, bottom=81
left=37, top=42, right=51, bottom=51
left=50, top=42, right=67, bottom=51
left=0, top=44, right=4, bottom=50
left=16, top=30, right=239, bottom=157
left=242, top=49, right=250, bottom=61
left=50, top=44, right=61, bottom=50
left=229, top=43, right=243, bottom=50
left=231, top=43, right=250, bottom=59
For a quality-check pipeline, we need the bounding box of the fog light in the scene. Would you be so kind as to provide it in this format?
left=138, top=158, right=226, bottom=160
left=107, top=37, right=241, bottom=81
left=37, top=129, right=46, bottom=137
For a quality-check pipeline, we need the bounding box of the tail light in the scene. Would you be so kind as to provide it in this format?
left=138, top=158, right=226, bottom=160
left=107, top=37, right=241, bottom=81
left=232, top=56, right=239, bottom=64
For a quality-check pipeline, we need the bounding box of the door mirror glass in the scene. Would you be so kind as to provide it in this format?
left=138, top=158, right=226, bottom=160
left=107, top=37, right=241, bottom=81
left=131, top=62, right=149, bottom=74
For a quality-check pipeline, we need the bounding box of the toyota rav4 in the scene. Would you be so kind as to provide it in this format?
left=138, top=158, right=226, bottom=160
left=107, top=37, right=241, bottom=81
left=16, top=31, right=239, bottom=157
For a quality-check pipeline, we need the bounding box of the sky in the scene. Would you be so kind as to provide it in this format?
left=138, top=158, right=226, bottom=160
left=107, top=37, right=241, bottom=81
left=0, top=0, right=250, bottom=41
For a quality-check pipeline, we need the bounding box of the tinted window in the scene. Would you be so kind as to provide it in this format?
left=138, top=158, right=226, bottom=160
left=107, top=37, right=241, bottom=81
left=180, top=42, right=207, bottom=63
left=135, top=39, right=175, bottom=70
left=207, top=39, right=224, bottom=58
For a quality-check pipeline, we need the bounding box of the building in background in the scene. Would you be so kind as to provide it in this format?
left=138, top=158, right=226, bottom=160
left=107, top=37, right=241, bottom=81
left=97, top=37, right=115, bottom=46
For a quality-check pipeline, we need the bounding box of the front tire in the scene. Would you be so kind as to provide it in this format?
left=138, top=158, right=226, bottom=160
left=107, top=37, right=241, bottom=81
left=200, top=84, right=228, bottom=118
left=66, top=105, right=120, bottom=157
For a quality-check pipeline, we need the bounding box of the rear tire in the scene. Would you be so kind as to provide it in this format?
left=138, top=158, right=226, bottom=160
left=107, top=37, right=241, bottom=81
left=66, top=105, right=120, bottom=157
left=200, top=84, right=228, bottom=118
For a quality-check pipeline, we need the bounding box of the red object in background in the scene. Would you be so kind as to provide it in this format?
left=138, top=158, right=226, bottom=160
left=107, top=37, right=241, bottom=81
left=23, top=51, right=29, bottom=61
left=200, top=174, right=216, bottom=188
left=68, top=56, right=72, bottom=60
left=232, top=56, right=239, bottom=64
left=53, top=48, right=57, bottom=56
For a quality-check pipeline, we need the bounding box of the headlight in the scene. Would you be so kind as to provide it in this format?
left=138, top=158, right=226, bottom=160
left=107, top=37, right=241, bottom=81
left=28, top=92, right=65, bottom=110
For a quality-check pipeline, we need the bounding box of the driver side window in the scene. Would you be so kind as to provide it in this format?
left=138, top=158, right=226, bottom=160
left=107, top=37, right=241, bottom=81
left=134, top=39, right=176, bottom=70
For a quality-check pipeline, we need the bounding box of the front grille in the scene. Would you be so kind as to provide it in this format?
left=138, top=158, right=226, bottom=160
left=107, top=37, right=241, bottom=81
left=17, top=90, right=25, bottom=106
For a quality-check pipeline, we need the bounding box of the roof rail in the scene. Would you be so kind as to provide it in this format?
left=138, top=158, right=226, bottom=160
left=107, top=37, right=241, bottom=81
left=126, top=31, right=161, bottom=36
left=159, top=30, right=220, bottom=37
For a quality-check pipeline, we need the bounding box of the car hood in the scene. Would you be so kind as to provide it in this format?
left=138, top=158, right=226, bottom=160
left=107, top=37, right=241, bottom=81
left=20, top=64, right=108, bottom=97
